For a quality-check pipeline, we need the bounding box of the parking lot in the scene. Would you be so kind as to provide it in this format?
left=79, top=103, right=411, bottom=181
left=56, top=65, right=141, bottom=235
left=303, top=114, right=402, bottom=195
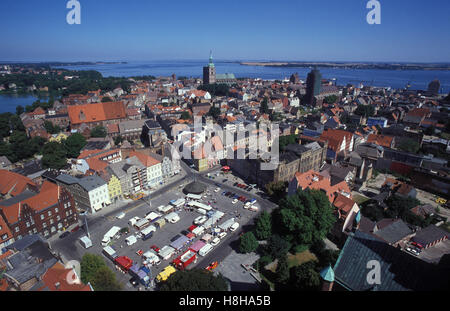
left=52, top=176, right=266, bottom=291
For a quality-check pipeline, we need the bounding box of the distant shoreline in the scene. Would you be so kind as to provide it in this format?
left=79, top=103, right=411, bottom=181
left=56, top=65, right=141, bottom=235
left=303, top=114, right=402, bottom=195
left=240, top=62, right=450, bottom=71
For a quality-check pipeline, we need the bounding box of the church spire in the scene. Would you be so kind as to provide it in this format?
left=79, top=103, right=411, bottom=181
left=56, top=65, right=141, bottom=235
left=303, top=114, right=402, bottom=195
left=209, top=50, right=215, bottom=67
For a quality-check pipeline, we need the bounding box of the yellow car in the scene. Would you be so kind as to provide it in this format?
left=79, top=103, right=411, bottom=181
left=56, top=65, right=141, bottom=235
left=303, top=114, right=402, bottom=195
left=156, top=265, right=176, bottom=283
left=436, top=198, right=447, bottom=205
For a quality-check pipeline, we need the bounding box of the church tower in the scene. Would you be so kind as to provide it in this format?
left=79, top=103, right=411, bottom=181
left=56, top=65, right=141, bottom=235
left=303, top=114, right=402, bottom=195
left=203, top=50, right=216, bottom=85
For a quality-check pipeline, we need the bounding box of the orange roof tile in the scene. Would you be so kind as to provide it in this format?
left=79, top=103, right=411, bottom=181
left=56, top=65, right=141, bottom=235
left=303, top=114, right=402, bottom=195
left=0, top=170, right=36, bottom=197
left=68, top=102, right=126, bottom=125
left=128, top=151, right=161, bottom=167
left=367, top=134, right=394, bottom=148
left=38, top=262, right=92, bottom=291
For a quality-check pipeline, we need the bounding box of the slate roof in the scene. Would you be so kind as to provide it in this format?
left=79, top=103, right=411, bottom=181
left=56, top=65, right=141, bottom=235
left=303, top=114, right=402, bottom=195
left=333, top=230, right=445, bottom=291
left=412, top=225, right=448, bottom=246
left=373, top=219, right=413, bottom=244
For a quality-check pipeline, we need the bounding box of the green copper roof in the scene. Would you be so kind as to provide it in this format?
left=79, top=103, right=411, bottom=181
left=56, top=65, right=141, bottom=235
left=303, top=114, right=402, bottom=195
left=320, top=265, right=335, bottom=282
left=208, top=50, right=215, bottom=67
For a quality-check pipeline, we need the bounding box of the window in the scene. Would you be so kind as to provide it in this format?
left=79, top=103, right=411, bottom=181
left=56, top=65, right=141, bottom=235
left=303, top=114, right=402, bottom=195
left=26, top=222, right=30, bottom=228
left=15, top=227, right=19, bottom=233
left=33, top=228, right=37, bottom=234
left=58, top=223, right=63, bottom=229
left=43, top=222, right=47, bottom=228
left=67, top=202, right=71, bottom=207
left=55, top=208, right=59, bottom=213
left=50, top=219, right=54, bottom=225
left=1, top=234, right=7, bottom=240
left=40, top=214, right=44, bottom=220
left=48, top=211, right=52, bottom=217
left=57, top=216, right=61, bottom=221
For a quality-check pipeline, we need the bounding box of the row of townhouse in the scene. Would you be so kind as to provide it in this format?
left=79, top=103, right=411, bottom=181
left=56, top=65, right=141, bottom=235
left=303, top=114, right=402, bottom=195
left=0, top=180, right=78, bottom=251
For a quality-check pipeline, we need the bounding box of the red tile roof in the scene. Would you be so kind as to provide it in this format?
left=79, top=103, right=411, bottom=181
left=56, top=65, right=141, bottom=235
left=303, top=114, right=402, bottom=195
left=292, top=170, right=351, bottom=203
left=367, top=134, right=394, bottom=148
left=68, top=102, right=126, bottom=125
left=0, top=170, right=36, bottom=197
left=37, top=262, right=92, bottom=291
left=128, top=151, right=160, bottom=167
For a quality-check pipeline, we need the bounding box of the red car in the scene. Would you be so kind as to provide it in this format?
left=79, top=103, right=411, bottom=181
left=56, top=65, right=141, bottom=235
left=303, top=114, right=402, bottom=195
left=188, top=225, right=197, bottom=232
left=151, top=245, right=160, bottom=252
left=71, top=225, right=80, bottom=232
left=411, top=242, right=424, bottom=249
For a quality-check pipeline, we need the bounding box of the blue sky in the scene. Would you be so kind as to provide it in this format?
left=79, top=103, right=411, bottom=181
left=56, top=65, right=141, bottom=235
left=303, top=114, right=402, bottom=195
left=1, top=0, right=449, bottom=62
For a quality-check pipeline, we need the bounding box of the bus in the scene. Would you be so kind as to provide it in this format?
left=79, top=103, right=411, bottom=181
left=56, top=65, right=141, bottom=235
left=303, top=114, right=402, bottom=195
left=186, top=193, right=202, bottom=201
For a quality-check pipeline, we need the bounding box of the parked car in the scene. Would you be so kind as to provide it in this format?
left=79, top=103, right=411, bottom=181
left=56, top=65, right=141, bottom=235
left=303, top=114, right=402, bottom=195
left=230, top=222, right=240, bottom=232
left=151, top=245, right=160, bottom=252
left=232, top=199, right=239, bottom=204
left=405, top=246, right=420, bottom=256
left=71, top=225, right=80, bottom=232
left=211, top=237, right=220, bottom=246
left=411, top=242, right=424, bottom=249
left=218, top=232, right=227, bottom=239
left=170, top=234, right=181, bottom=242
left=116, top=212, right=126, bottom=219
left=221, top=191, right=227, bottom=196
left=194, top=216, right=208, bottom=225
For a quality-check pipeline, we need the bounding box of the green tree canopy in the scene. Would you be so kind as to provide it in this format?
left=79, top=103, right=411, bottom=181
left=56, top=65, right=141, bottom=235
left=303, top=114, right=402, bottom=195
left=80, top=253, right=107, bottom=285
left=288, top=261, right=321, bottom=291
left=207, top=107, right=221, bottom=119
left=265, top=181, right=288, bottom=201
left=90, top=126, right=107, bottom=138
left=239, top=231, right=259, bottom=254
left=180, top=111, right=191, bottom=120
left=64, top=133, right=87, bottom=158
left=398, top=138, right=420, bottom=153
left=264, top=234, right=291, bottom=259
left=91, top=266, right=122, bottom=291
left=254, top=211, right=272, bottom=241
left=42, top=142, right=67, bottom=169
left=273, top=189, right=336, bottom=247
left=324, top=95, right=338, bottom=104
left=260, top=97, right=270, bottom=114
left=159, top=269, right=228, bottom=291
left=275, top=255, right=290, bottom=284
left=44, top=120, right=62, bottom=135
left=354, top=104, right=375, bottom=117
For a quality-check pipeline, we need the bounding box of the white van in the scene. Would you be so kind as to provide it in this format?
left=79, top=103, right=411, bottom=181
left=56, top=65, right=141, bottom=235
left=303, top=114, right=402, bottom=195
left=128, top=216, right=141, bottom=227
left=79, top=236, right=92, bottom=249
left=230, top=222, right=240, bottom=232
left=198, top=243, right=213, bottom=257
left=196, top=208, right=207, bottom=215
left=164, top=212, right=180, bottom=224
left=143, top=250, right=161, bottom=266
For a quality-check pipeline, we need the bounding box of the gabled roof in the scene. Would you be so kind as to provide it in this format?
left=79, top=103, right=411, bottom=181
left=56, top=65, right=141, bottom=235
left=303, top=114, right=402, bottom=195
left=128, top=151, right=161, bottom=168
left=68, top=102, right=126, bottom=125
left=37, top=262, right=92, bottom=291
left=0, top=170, right=36, bottom=197
left=373, top=219, right=413, bottom=244
left=333, top=230, right=445, bottom=291
left=367, top=134, right=394, bottom=148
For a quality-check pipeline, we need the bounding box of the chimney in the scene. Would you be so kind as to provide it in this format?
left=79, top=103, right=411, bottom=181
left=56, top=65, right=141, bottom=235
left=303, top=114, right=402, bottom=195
left=321, top=280, right=334, bottom=292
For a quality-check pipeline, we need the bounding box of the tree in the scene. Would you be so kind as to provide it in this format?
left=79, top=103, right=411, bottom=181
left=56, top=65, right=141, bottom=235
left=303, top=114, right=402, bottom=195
left=289, top=261, right=321, bottom=291
left=398, top=138, right=420, bottom=153
left=207, top=107, right=221, bottom=119
left=80, top=253, right=107, bottom=285
left=260, top=97, right=270, bottom=114
left=275, top=255, right=290, bottom=284
left=273, top=189, right=336, bottom=247
left=114, top=135, right=124, bottom=146
left=90, top=126, right=107, bottom=138
left=254, top=211, right=272, bottom=240
left=278, top=134, right=297, bottom=151
left=265, top=234, right=291, bottom=259
left=44, top=120, right=61, bottom=134
left=16, top=105, right=24, bottom=115
left=159, top=269, right=228, bottom=291
left=180, top=111, right=191, bottom=120
left=354, top=104, right=375, bottom=117
left=91, top=266, right=122, bottom=291
left=265, top=181, right=288, bottom=201
left=64, top=133, right=87, bottom=158
left=42, top=142, right=67, bottom=169
left=239, top=232, right=259, bottom=254
left=324, top=95, right=338, bottom=104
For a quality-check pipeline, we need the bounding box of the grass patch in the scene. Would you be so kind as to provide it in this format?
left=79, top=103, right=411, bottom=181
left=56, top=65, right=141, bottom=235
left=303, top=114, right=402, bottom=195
left=287, top=250, right=317, bottom=268
left=353, top=194, right=370, bottom=205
